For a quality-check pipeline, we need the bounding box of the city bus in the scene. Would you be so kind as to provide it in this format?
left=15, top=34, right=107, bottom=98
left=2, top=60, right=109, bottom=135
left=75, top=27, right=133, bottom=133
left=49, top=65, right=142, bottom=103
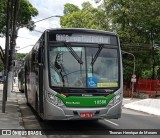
left=24, top=28, right=123, bottom=120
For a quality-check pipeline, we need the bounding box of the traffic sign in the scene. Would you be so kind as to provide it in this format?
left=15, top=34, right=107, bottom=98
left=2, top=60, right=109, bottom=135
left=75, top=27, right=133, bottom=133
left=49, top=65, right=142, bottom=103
left=131, top=78, right=136, bottom=82
left=132, top=74, right=136, bottom=78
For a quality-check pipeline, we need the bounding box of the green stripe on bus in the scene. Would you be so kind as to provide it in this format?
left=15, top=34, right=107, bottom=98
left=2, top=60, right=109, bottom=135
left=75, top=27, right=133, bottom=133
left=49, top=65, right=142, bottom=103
left=56, top=93, right=115, bottom=107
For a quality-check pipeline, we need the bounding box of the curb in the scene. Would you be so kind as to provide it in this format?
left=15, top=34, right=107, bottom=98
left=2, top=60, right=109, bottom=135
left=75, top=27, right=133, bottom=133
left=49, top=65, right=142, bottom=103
left=15, top=92, right=26, bottom=138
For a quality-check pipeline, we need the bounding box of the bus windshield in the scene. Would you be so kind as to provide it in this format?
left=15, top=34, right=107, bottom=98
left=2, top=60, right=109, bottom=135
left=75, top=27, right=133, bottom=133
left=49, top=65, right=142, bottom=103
left=48, top=43, right=119, bottom=88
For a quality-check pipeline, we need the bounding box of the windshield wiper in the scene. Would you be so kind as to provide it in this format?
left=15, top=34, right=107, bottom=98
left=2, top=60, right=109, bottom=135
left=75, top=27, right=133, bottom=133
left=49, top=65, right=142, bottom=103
left=64, top=43, right=83, bottom=64
left=54, top=43, right=84, bottom=87
left=90, top=44, right=104, bottom=66
left=54, top=52, right=67, bottom=87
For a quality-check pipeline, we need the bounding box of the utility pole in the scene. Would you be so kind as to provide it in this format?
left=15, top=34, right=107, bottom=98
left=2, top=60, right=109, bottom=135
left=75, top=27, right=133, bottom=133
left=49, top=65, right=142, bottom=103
left=10, top=0, right=20, bottom=62
left=122, top=51, right=136, bottom=75
left=122, top=50, right=136, bottom=99
left=2, top=0, right=11, bottom=113
left=8, top=0, right=20, bottom=94
left=2, top=0, right=20, bottom=113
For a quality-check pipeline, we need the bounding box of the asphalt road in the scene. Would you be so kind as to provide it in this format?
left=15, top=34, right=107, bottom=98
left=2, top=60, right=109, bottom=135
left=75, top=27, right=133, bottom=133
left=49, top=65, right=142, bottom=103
left=17, top=92, right=160, bottom=138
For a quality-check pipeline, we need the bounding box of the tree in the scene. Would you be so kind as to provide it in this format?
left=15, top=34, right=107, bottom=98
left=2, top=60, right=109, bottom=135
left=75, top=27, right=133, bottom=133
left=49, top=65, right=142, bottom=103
left=0, top=0, right=6, bottom=34
left=95, top=0, right=160, bottom=80
left=61, top=0, right=160, bottom=80
left=0, top=0, right=38, bottom=35
left=0, top=0, right=38, bottom=60
left=16, top=53, right=26, bottom=61
left=63, top=3, right=80, bottom=15
left=60, top=2, right=109, bottom=30
left=0, top=59, right=4, bottom=72
left=0, top=0, right=38, bottom=72
left=0, top=53, right=26, bottom=77
left=17, top=0, right=38, bottom=31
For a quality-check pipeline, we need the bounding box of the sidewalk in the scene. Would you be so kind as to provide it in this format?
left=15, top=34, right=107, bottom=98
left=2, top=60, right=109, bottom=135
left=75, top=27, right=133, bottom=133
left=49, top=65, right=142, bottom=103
left=0, top=84, right=24, bottom=137
left=123, top=98, right=160, bottom=116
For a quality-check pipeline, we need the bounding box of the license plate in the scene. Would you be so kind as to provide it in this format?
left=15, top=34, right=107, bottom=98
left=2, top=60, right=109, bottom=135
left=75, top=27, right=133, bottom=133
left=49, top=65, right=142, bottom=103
left=80, top=112, right=93, bottom=118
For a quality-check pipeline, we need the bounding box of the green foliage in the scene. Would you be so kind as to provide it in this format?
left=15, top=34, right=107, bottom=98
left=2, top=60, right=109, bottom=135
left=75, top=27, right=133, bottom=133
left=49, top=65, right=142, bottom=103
left=0, top=0, right=6, bottom=34
left=141, top=66, right=159, bottom=79
left=61, top=0, right=160, bottom=81
left=0, top=0, right=38, bottom=35
left=0, top=53, right=26, bottom=72
left=18, top=0, right=38, bottom=30
left=81, top=2, right=92, bottom=11
left=97, top=0, right=160, bottom=43
left=141, top=70, right=153, bottom=79
left=0, top=0, right=38, bottom=71
left=16, top=53, right=26, bottom=61
left=60, top=2, right=109, bottom=30
left=0, top=0, right=37, bottom=70
left=0, top=59, right=4, bottom=72
left=63, top=3, right=80, bottom=15
left=96, top=0, right=160, bottom=81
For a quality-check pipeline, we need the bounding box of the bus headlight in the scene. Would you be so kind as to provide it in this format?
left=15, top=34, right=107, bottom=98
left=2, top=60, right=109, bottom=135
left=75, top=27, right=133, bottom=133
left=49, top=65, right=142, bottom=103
left=108, top=99, right=114, bottom=106
left=114, top=93, right=121, bottom=104
left=108, top=93, right=121, bottom=106
left=48, top=93, right=64, bottom=107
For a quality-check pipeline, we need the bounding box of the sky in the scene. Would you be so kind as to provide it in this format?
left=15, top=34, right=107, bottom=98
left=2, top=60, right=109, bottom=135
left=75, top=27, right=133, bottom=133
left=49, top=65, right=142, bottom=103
left=0, top=0, right=97, bottom=53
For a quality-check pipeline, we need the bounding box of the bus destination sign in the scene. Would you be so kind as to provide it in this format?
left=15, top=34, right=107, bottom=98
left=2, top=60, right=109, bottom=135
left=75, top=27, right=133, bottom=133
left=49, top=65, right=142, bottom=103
left=56, top=34, right=110, bottom=44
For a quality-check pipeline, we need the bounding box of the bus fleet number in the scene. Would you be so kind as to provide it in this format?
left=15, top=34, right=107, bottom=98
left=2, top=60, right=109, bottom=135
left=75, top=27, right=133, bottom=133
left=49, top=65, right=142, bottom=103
left=94, top=100, right=106, bottom=105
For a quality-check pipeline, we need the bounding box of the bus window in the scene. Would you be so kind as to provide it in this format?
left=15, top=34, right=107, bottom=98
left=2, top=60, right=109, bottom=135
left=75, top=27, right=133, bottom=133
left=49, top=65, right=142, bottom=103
left=49, top=46, right=86, bottom=87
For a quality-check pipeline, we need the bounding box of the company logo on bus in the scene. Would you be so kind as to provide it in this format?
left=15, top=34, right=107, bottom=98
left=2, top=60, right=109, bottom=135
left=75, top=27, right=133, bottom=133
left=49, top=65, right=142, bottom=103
left=66, top=101, right=80, bottom=105
left=56, top=34, right=110, bottom=44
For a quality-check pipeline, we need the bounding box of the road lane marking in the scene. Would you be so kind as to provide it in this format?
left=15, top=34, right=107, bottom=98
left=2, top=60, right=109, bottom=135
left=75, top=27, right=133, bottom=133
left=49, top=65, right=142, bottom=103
left=104, top=119, right=119, bottom=126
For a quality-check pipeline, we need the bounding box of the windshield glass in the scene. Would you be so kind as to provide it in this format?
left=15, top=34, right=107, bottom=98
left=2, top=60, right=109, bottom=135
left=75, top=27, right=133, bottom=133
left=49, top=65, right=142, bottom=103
left=48, top=43, right=119, bottom=88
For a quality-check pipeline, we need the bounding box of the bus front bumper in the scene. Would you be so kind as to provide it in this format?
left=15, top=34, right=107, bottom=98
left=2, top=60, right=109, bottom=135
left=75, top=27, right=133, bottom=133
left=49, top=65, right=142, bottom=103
left=42, top=99, right=122, bottom=120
